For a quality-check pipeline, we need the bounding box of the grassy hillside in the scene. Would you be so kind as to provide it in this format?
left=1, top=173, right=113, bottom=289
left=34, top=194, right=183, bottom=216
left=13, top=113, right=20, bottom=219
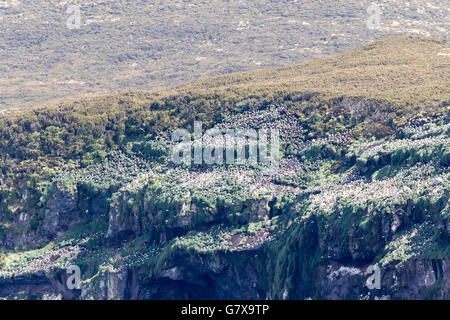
left=173, top=36, right=450, bottom=107
left=0, top=36, right=448, bottom=300
left=1, top=1, right=449, bottom=112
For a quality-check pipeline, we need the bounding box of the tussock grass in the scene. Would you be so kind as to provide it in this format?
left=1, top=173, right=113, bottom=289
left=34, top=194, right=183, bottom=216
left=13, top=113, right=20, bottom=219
left=170, top=36, right=449, bottom=108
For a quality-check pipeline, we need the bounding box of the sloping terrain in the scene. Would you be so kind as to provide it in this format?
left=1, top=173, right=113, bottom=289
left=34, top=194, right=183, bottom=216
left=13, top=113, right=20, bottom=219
left=0, top=36, right=449, bottom=299
left=0, top=0, right=449, bottom=112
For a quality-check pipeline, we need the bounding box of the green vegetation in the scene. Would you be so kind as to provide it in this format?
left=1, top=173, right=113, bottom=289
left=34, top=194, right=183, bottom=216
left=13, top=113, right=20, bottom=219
left=0, top=36, right=448, bottom=299
left=2, top=1, right=448, bottom=112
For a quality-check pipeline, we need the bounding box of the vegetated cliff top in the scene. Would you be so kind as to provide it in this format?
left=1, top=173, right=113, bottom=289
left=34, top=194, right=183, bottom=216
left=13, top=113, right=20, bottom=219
left=170, top=36, right=449, bottom=108
left=29, top=35, right=449, bottom=119
left=1, top=0, right=448, bottom=112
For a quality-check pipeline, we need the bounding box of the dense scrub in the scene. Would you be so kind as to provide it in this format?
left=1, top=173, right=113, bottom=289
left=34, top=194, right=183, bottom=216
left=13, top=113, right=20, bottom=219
left=0, top=37, right=448, bottom=299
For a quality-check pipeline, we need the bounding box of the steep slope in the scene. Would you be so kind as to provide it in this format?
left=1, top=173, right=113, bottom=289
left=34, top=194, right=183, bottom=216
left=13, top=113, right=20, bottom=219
left=175, top=36, right=449, bottom=108
left=0, top=36, right=449, bottom=300
left=1, top=1, right=449, bottom=112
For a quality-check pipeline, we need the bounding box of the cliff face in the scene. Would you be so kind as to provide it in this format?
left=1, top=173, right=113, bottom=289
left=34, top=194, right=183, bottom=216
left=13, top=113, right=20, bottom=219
left=1, top=199, right=448, bottom=300
left=1, top=96, right=448, bottom=300
left=0, top=37, right=448, bottom=300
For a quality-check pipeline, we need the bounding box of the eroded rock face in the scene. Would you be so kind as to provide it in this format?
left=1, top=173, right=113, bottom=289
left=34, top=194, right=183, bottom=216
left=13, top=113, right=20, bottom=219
left=316, top=259, right=450, bottom=300
left=80, top=269, right=129, bottom=300
left=0, top=181, right=113, bottom=250
left=0, top=186, right=79, bottom=250
left=0, top=99, right=448, bottom=300
left=42, top=189, right=77, bottom=240
left=387, top=259, right=449, bottom=299
left=1, top=175, right=447, bottom=300
left=0, top=270, right=80, bottom=300
left=78, top=250, right=265, bottom=300
left=105, top=190, right=274, bottom=246
left=0, top=189, right=448, bottom=300
left=14, top=255, right=444, bottom=300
